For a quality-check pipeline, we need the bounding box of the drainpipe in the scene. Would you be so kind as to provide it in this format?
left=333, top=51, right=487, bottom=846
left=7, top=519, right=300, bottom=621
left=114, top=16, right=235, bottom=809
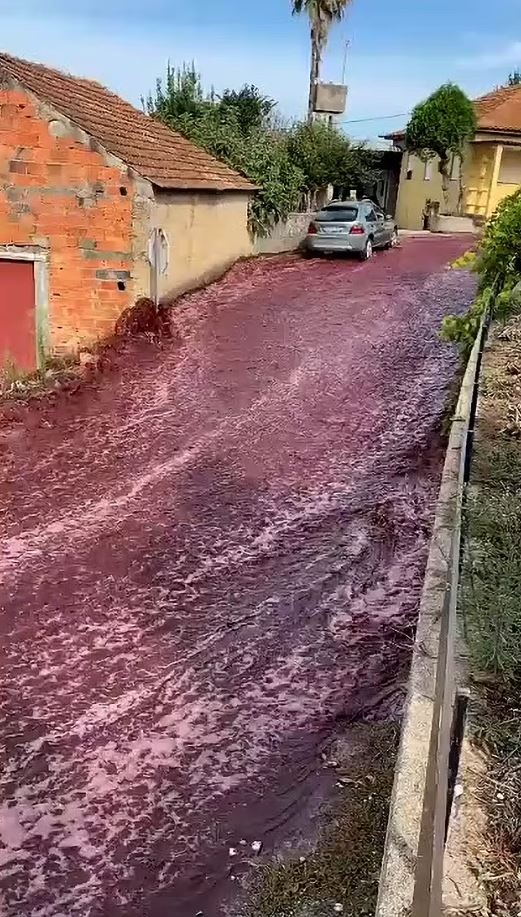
left=486, top=144, right=503, bottom=218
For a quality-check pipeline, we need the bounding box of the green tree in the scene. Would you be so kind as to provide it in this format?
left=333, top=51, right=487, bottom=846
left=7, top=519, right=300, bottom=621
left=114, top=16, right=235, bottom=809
left=508, top=69, right=521, bottom=86
left=146, top=62, right=376, bottom=236
left=144, top=62, right=210, bottom=121
left=291, top=0, right=352, bottom=122
left=219, top=85, right=275, bottom=135
left=406, top=83, right=476, bottom=212
left=286, top=120, right=376, bottom=205
left=146, top=64, right=304, bottom=235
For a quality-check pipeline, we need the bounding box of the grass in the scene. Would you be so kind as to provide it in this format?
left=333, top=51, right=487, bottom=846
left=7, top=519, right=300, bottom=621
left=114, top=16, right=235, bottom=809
left=463, top=480, right=521, bottom=681
left=247, top=723, right=399, bottom=917
left=459, top=312, right=521, bottom=913
left=0, top=353, right=78, bottom=399
left=451, top=250, right=477, bottom=271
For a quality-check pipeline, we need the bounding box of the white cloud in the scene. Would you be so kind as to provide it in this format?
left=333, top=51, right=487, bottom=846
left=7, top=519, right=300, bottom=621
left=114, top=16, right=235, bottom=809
left=457, top=40, right=521, bottom=69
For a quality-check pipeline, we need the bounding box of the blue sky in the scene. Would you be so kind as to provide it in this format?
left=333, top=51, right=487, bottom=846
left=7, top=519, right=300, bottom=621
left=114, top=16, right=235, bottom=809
left=1, top=0, right=521, bottom=140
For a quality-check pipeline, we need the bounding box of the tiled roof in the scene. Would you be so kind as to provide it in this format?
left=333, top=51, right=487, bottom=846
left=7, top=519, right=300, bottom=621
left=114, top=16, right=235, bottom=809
left=382, top=85, right=521, bottom=142
left=0, top=52, right=256, bottom=192
left=474, top=84, right=521, bottom=133
left=381, top=128, right=406, bottom=142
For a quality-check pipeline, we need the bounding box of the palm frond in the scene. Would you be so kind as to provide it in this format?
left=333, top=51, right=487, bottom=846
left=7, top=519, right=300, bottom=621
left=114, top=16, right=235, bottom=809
left=292, top=0, right=352, bottom=24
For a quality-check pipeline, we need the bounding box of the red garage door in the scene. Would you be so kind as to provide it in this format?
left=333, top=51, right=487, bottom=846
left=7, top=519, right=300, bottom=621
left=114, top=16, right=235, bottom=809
left=0, top=259, right=36, bottom=374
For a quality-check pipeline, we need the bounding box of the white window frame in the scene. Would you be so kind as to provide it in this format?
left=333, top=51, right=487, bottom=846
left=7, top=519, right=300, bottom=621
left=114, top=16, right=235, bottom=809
left=450, top=154, right=460, bottom=181
left=0, top=245, right=49, bottom=369
left=497, top=148, right=521, bottom=185
left=424, top=160, right=433, bottom=181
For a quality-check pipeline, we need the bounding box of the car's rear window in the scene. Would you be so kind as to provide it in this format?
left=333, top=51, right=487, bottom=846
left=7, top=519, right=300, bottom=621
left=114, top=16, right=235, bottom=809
left=316, top=206, right=359, bottom=222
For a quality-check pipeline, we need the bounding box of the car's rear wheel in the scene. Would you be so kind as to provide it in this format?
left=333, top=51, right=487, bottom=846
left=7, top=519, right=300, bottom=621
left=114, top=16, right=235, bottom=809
left=359, top=238, right=373, bottom=261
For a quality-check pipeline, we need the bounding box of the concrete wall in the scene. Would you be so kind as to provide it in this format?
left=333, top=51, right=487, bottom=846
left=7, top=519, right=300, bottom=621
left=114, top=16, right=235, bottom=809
left=152, top=190, right=252, bottom=301
left=314, top=83, right=347, bottom=115
left=252, top=212, right=313, bottom=255
left=0, top=80, right=142, bottom=355
left=395, top=150, right=460, bottom=230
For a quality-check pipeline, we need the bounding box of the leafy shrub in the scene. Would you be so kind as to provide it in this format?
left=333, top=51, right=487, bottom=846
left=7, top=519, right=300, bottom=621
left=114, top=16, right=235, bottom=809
left=145, top=63, right=378, bottom=236
left=441, top=286, right=495, bottom=353
left=478, top=188, right=521, bottom=289
left=442, top=190, right=521, bottom=352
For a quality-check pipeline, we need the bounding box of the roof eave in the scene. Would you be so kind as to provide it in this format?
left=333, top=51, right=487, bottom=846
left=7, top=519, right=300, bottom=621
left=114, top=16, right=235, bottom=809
left=476, top=124, right=521, bottom=137
left=152, top=180, right=259, bottom=194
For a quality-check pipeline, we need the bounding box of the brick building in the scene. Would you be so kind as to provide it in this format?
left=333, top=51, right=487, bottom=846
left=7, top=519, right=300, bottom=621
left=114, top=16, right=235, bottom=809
left=0, top=53, right=256, bottom=372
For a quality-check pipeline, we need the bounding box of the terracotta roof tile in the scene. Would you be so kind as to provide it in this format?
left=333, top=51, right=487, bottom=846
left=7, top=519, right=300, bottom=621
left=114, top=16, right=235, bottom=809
left=474, top=84, right=521, bottom=133
left=0, top=52, right=256, bottom=192
left=382, top=85, right=521, bottom=142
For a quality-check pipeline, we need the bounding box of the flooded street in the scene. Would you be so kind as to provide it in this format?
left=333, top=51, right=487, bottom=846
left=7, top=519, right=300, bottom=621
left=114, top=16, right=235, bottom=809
left=0, top=236, right=476, bottom=916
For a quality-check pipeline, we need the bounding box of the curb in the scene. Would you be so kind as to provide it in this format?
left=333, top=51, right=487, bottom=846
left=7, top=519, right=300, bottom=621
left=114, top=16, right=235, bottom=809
left=375, top=328, right=484, bottom=917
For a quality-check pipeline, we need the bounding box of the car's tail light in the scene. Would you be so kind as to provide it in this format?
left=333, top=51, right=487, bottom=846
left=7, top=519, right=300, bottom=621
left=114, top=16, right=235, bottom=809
left=349, top=224, right=365, bottom=235
left=308, top=222, right=317, bottom=234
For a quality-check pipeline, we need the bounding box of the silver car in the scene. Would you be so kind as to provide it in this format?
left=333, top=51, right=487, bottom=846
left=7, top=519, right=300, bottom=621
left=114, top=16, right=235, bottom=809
left=305, top=199, right=398, bottom=260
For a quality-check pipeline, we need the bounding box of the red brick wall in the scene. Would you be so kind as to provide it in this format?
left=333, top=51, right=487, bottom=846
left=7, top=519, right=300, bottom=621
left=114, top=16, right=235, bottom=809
left=0, top=85, right=138, bottom=354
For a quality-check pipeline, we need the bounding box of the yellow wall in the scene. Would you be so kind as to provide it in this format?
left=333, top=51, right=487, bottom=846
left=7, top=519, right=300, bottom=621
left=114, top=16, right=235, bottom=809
left=489, top=181, right=519, bottom=213
left=488, top=146, right=521, bottom=213
left=396, top=141, right=521, bottom=229
left=395, top=151, right=460, bottom=230
left=465, top=143, right=521, bottom=217
left=464, top=143, right=495, bottom=217
left=152, top=191, right=252, bottom=300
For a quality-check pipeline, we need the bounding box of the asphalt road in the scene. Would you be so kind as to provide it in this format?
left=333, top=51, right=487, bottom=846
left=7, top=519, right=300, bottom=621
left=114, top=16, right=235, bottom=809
left=0, top=236, right=476, bottom=917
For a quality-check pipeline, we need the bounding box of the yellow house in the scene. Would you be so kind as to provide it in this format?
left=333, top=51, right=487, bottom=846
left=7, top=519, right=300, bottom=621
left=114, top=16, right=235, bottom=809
left=386, top=84, right=521, bottom=230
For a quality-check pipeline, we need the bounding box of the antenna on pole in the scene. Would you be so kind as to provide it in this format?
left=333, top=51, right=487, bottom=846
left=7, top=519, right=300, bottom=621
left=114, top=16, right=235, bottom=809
left=342, top=40, right=350, bottom=85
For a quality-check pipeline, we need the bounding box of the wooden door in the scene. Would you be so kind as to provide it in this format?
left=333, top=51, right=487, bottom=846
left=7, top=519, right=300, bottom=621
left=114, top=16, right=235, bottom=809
left=0, top=259, right=36, bottom=374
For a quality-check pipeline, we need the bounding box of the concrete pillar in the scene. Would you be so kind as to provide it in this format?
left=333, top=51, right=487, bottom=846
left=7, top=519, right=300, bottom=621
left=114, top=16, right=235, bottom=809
left=486, top=144, right=503, bottom=217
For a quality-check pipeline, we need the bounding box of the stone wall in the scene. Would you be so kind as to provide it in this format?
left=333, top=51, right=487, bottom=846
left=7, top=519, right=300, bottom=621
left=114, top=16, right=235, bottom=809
left=0, top=82, right=142, bottom=354
left=252, top=212, right=314, bottom=255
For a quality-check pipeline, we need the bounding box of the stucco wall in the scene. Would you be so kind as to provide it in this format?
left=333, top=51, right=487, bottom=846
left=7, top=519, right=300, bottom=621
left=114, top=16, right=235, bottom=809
left=466, top=143, right=521, bottom=218
left=0, top=80, right=147, bottom=355
left=489, top=147, right=521, bottom=214
left=152, top=190, right=252, bottom=300
left=395, top=151, right=460, bottom=230
left=394, top=140, right=521, bottom=230
left=252, top=212, right=314, bottom=255
left=466, top=143, right=496, bottom=218
left=490, top=180, right=519, bottom=212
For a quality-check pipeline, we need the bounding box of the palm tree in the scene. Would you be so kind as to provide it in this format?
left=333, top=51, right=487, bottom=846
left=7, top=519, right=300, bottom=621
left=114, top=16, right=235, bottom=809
left=292, top=0, right=351, bottom=122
